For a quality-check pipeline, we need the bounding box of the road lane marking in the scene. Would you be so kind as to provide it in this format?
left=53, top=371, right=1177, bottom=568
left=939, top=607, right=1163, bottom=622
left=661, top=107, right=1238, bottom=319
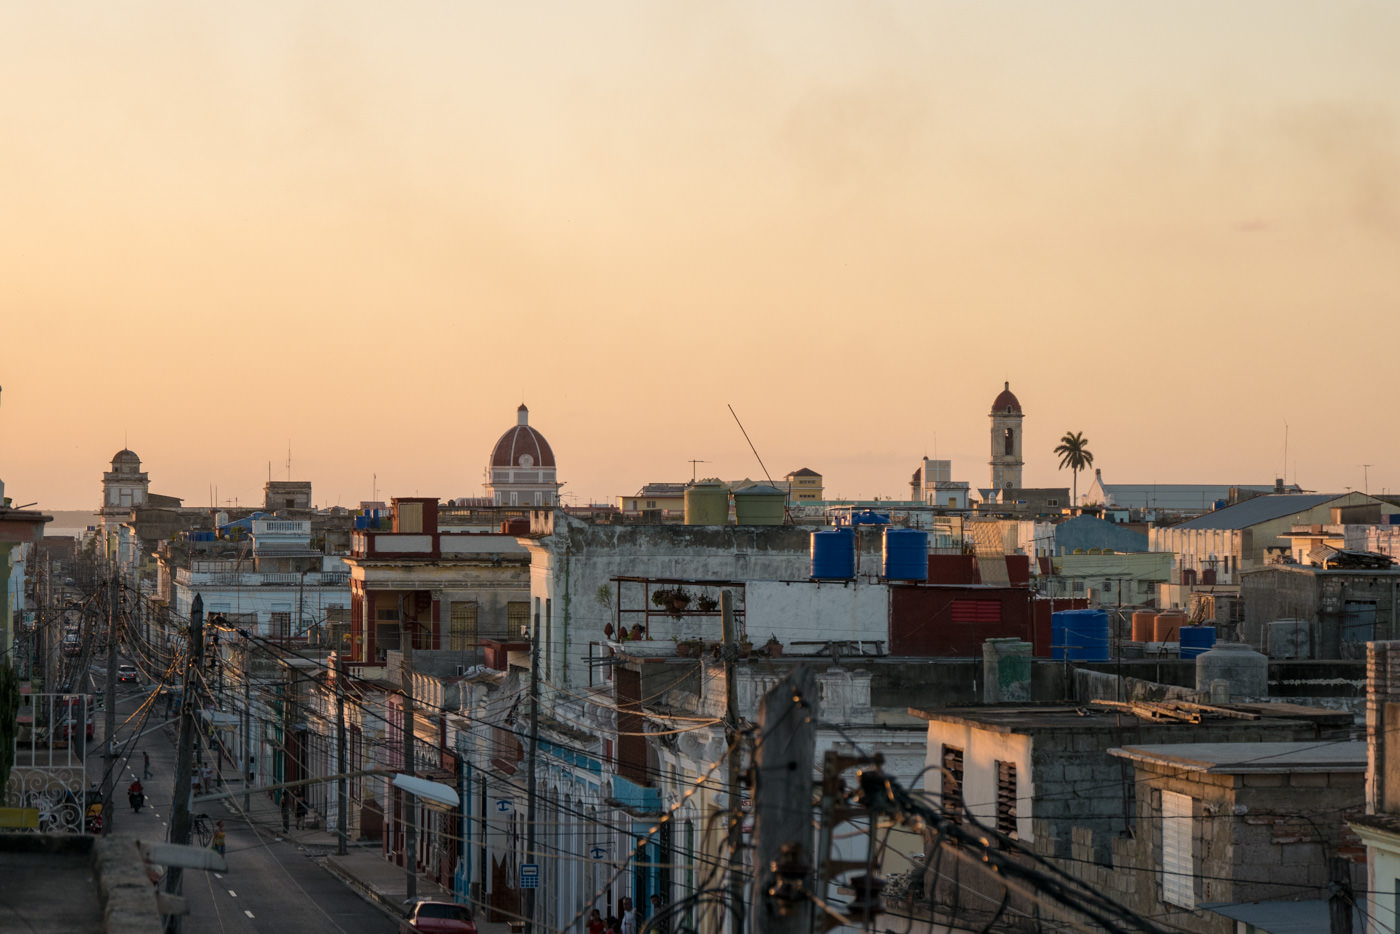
left=244, top=910, right=254, bottom=919
left=228, top=890, right=237, bottom=897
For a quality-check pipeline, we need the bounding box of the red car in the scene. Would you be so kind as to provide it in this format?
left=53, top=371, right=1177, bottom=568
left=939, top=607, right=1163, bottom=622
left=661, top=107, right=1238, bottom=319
left=399, top=901, right=477, bottom=934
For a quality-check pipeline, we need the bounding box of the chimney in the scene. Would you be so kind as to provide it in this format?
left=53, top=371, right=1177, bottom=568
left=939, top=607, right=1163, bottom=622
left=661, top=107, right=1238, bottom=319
left=1275, top=478, right=1284, bottom=493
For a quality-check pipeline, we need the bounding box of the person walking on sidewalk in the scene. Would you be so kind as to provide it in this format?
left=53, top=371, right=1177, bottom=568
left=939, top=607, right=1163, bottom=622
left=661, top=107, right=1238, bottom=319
left=212, top=820, right=226, bottom=857
left=294, top=795, right=307, bottom=830
left=142, top=751, right=150, bottom=780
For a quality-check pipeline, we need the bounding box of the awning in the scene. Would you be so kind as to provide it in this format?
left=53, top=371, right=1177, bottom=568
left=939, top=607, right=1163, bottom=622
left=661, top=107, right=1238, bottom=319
left=392, top=773, right=458, bottom=808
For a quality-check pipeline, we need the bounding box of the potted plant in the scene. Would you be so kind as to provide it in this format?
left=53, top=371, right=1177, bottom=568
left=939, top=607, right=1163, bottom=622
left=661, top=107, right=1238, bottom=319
left=651, top=588, right=692, bottom=618
left=677, top=639, right=702, bottom=658
left=696, top=594, right=719, bottom=613
left=737, top=638, right=753, bottom=659
left=764, top=634, right=783, bottom=657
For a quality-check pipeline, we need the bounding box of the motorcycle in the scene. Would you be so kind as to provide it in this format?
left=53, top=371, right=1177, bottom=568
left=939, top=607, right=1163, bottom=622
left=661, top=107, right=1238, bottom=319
left=128, top=788, right=145, bottom=814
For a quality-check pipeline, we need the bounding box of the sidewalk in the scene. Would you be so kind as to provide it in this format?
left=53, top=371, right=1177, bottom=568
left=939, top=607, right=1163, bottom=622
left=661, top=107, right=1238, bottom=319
left=210, top=781, right=513, bottom=933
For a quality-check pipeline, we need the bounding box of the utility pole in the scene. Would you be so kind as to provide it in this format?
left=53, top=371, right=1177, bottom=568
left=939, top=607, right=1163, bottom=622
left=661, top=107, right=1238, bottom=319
left=102, top=575, right=118, bottom=836
left=402, top=617, right=417, bottom=900
left=720, top=591, right=744, bottom=934
left=165, top=594, right=203, bottom=934
left=1329, top=857, right=1354, bottom=934
left=336, top=651, right=349, bottom=857
left=524, top=604, right=541, bottom=934
left=243, top=667, right=251, bottom=813
left=748, top=665, right=817, bottom=934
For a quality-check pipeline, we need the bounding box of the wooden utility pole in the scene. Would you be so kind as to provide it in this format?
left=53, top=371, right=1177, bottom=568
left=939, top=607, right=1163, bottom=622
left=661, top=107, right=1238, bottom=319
left=336, top=651, right=349, bottom=856
left=402, top=620, right=417, bottom=900
left=102, top=575, right=119, bottom=835
left=720, top=591, right=744, bottom=933
left=524, top=604, right=542, bottom=934
left=165, top=594, right=203, bottom=934
left=748, top=665, right=817, bottom=934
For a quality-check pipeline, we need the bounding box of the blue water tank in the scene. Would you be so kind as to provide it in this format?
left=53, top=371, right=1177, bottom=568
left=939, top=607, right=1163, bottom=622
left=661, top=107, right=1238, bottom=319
left=852, top=510, right=890, bottom=526
left=1051, top=609, right=1110, bottom=662
left=811, top=528, right=856, bottom=579
left=882, top=528, right=929, bottom=580
left=1179, top=625, right=1217, bottom=660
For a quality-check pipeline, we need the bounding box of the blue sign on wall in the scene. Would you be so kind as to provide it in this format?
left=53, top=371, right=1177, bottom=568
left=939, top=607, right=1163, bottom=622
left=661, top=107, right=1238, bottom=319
left=520, top=863, right=540, bottom=889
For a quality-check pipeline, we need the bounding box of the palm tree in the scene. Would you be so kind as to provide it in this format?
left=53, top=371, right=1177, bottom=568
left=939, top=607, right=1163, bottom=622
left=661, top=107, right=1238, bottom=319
left=1054, top=431, right=1094, bottom=507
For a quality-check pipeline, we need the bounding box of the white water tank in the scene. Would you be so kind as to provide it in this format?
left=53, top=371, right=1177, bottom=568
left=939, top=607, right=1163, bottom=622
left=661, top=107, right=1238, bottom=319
left=1195, top=642, right=1268, bottom=698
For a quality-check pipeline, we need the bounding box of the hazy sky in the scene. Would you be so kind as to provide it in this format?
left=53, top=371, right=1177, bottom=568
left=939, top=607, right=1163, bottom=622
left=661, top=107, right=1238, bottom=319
left=3, top=2, right=1399, bottom=509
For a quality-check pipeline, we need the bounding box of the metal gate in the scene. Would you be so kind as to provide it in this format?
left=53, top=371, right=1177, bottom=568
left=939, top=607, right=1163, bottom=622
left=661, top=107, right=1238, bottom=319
left=7, top=692, right=94, bottom=833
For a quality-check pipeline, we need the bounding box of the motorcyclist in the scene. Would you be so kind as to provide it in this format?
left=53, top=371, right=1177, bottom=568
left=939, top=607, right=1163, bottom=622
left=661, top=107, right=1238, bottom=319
left=128, top=778, right=145, bottom=814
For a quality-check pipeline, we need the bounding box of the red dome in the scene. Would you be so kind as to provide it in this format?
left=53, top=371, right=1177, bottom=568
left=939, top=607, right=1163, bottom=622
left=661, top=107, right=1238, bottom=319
left=489, top=405, right=556, bottom=469
left=990, top=382, right=1022, bottom=415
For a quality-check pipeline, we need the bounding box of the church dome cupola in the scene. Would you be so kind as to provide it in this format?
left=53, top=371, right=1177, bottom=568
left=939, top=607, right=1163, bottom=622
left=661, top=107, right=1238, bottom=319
left=485, top=404, right=560, bottom=507
left=991, top=382, right=1022, bottom=416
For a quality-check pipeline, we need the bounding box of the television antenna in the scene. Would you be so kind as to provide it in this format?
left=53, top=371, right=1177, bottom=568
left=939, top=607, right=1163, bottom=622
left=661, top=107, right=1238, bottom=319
left=687, top=459, right=710, bottom=482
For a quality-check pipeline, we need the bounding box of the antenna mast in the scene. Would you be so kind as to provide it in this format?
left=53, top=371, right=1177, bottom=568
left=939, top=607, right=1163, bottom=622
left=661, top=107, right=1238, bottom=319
left=687, top=459, right=710, bottom=482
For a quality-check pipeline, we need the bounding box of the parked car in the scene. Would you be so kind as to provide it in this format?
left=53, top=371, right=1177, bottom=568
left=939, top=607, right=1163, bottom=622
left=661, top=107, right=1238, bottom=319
left=117, top=664, right=139, bottom=684
left=399, top=901, right=477, bottom=934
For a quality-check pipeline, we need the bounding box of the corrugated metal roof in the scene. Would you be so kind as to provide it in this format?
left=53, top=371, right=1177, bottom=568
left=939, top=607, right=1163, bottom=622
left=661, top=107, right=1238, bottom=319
left=1202, top=899, right=1364, bottom=934
left=1171, top=493, right=1339, bottom=530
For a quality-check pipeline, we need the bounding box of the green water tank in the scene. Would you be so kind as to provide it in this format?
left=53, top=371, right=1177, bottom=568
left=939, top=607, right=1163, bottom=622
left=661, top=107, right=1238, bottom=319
left=732, top=484, right=786, bottom=526
left=684, top=481, right=730, bottom=525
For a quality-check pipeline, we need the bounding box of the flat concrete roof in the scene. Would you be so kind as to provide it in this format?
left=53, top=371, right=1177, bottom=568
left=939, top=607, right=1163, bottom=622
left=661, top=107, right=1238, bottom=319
left=1109, top=741, right=1366, bottom=773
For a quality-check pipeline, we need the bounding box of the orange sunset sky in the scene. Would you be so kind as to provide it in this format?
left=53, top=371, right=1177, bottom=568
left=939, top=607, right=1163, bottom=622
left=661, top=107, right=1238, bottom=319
left=3, top=2, right=1399, bottom=510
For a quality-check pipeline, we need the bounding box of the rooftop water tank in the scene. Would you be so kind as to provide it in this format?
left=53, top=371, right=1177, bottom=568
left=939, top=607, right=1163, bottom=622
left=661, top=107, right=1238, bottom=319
left=1052, top=609, right=1110, bottom=662
left=684, top=481, right=730, bottom=526
left=1195, top=642, right=1268, bottom=697
left=732, top=485, right=785, bottom=526
left=1130, top=610, right=1157, bottom=643
left=1154, top=611, right=1187, bottom=642
left=1179, top=625, right=1216, bottom=660
left=882, top=528, right=929, bottom=581
left=811, top=528, right=856, bottom=580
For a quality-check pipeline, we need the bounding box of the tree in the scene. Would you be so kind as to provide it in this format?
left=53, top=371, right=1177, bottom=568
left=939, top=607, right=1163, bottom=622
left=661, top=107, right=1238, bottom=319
left=1054, top=431, right=1094, bottom=507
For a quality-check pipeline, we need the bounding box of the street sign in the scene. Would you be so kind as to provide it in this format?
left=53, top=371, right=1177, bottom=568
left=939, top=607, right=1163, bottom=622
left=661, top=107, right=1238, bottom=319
left=495, top=798, right=514, bottom=814
left=520, top=863, right=540, bottom=889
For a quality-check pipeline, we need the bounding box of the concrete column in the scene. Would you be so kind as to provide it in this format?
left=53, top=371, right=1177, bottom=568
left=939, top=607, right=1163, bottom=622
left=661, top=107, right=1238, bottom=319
left=1366, top=641, right=1400, bottom=813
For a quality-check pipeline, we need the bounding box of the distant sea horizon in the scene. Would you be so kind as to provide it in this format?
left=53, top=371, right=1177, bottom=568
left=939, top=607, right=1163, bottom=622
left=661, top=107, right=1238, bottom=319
left=41, top=509, right=101, bottom=539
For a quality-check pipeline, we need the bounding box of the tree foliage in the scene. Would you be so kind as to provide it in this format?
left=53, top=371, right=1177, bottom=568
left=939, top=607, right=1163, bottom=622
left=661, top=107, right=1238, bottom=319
left=1054, top=431, right=1095, bottom=505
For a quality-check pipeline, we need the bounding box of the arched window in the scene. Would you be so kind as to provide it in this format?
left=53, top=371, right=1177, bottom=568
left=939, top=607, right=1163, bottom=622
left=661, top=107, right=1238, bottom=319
left=1004, top=428, right=1014, bottom=456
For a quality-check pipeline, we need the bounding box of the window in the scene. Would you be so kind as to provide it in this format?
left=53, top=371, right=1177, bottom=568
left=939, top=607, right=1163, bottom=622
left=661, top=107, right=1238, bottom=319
left=1161, top=790, right=1194, bottom=908
left=1004, top=428, right=1014, bottom=455
left=941, top=745, right=964, bottom=822
left=507, top=601, right=530, bottom=636
left=270, top=611, right=292, bottom=641
left=995, top=761, right=1018, bottom=838
left=449, top=603, right=478, bottom=651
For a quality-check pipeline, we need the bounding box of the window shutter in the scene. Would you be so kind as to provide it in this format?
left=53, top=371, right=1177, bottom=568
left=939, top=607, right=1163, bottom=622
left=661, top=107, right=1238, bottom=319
left=1161, top=790, right=1194, bottom=908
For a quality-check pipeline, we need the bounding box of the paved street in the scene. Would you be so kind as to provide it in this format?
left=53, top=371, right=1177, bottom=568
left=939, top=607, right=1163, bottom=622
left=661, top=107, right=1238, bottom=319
left=90, top=663, right=398, bottom=934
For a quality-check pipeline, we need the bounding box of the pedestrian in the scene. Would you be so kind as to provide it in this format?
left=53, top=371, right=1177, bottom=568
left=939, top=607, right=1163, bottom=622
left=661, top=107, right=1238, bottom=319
left=586, top=908, right=605, bottom=934
left=619, top=897, right=637, bottom=934
left=191, top=772, right=201, bottom=802
left=603, top=917, right=619, bottom=934
left=200, top=763, right=213, bottom=795
left=281, top=794, right=290, bottom=833
left=212, top=820, right=226, bottom=856
left=648, top=894, right=668, bottom=934
left=294, top=795, right=307, bottom=830
left=142, top=751, right=151, bottom=780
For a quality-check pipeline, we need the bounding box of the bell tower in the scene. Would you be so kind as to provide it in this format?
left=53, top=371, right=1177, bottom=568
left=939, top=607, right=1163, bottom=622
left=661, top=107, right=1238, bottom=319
left=989, top=382, right=1024, bottom=492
